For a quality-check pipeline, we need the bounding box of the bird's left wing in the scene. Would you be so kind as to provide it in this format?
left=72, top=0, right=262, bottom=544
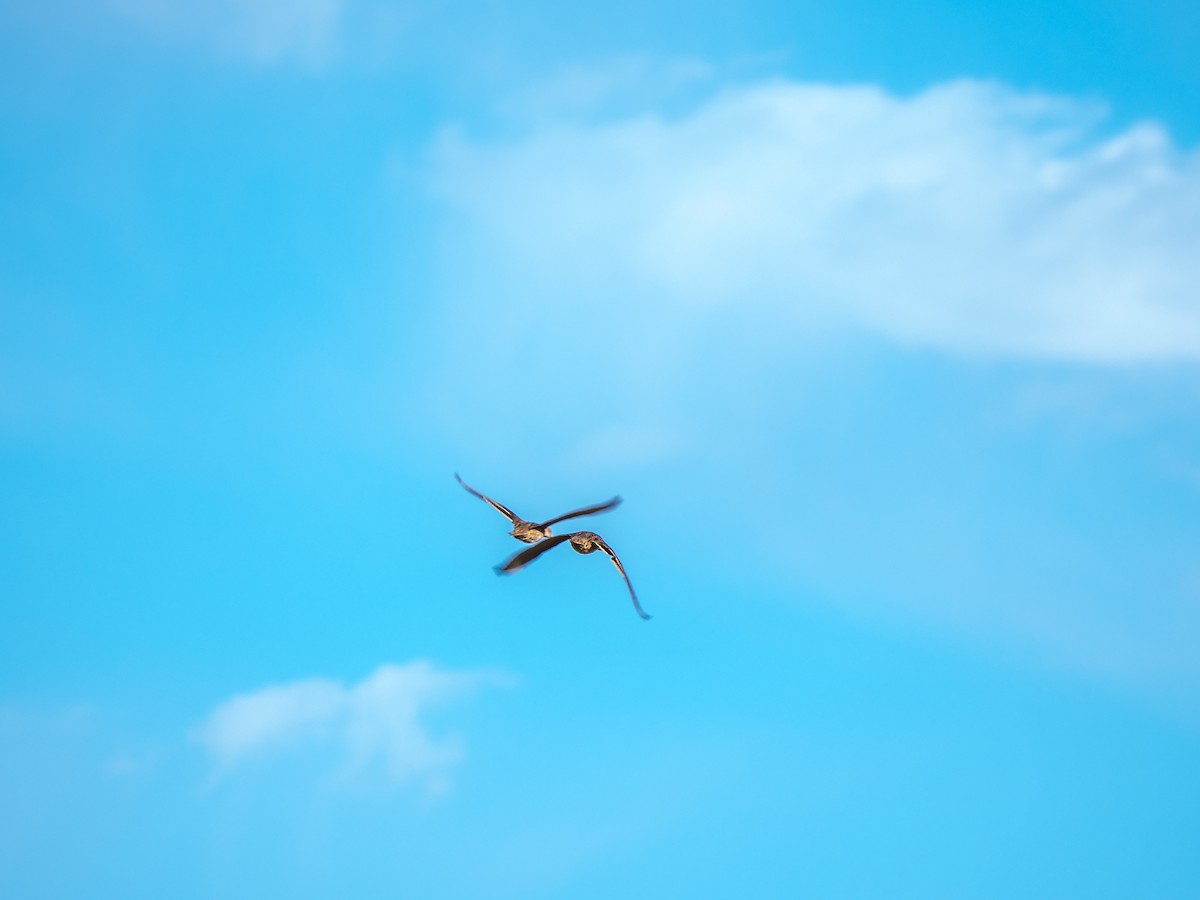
left=494, top=533, right=574, bottom=574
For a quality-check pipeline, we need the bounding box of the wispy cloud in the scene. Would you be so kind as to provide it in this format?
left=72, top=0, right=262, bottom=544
left=564, top=424, right=687, bottom=472
left=192, top=661, right=512, bottom=791
left=498, top=56, right=717, bottom=123
left=433, top=77, right=1200, bottom=362
left=110, top=0, right=348, bottom=67
left=421, top=72, right=1200, bottom=707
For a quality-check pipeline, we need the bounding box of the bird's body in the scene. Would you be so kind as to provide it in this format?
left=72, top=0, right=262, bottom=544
left=495, top=530, right=650, bottom=620
left=509, top=520, right=551, bottom=543
left=455, top=474, right=619, bottom=543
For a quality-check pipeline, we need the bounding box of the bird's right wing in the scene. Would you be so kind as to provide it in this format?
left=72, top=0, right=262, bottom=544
left=536, top=496, right=622, bottom=529
left=594, top=538, right=651, bottom=620
left=494, top=533, right=574, bottom=574
left=455, top=473, right=519, bottom=525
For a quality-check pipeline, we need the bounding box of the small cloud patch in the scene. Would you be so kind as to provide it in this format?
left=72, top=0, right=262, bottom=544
left=191, top=660, right=513, bottom=792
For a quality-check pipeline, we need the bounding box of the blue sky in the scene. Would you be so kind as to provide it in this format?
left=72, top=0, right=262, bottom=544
left=3, top=1, right=1200, bottom=897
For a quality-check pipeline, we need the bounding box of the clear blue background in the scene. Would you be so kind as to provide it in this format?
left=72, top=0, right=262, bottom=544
left=3, top=1, right=1200, bottom=897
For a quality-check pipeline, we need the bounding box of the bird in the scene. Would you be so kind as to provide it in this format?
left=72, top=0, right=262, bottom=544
left=494, top=530, right=650, bottom=620
left=455, top=473, right=621, bottom=543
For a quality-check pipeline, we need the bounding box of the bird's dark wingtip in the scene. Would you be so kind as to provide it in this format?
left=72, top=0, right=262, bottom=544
left=493, top=565, right=505, bottom=576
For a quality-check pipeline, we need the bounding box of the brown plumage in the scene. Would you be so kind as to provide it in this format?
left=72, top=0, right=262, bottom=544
left=494, top=530, right=650, bottom=620
left=455, top=474, right=621, bottom=543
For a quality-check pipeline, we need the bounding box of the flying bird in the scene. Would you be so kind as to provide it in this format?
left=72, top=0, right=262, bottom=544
left=455, top=473, right=621, bottom=543
left=494, top=530, right=650, bottom=620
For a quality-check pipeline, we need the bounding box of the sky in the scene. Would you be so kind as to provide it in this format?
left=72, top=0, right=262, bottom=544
left=2, top=0, right=1200, bottom=897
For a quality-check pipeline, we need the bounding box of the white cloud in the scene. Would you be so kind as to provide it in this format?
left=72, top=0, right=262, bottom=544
left=192, top=661, right=511, bottom=791
left=111, top=0, right=346, bottom=67
left=419, top=73, right=1200, bottom=709
left=432, top=77, right=1200, bottom=362
left=194, top=677, right=345, bottom=766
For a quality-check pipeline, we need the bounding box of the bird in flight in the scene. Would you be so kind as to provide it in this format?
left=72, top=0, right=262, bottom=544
left=495, top=530, right=650, bottom=620
left=454, top=473, right=621, bottom=543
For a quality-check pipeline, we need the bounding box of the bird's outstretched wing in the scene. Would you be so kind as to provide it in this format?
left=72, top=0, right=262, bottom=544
left=455, top=473, right=520, bottom=525
left=535, top=496, right=622, bottom=529
left=593, top=537, right=651, bottom=620
left=494, top=533, right=573, bottom=574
